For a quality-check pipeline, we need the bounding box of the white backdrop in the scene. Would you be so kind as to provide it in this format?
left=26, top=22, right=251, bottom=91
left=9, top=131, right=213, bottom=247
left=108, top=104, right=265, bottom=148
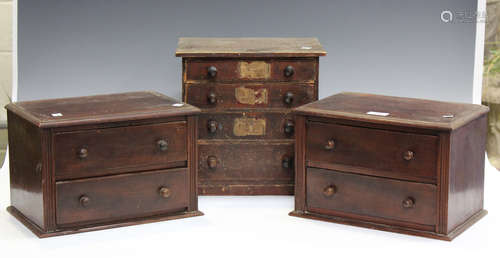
left=0, top=159, right=498, bottom=257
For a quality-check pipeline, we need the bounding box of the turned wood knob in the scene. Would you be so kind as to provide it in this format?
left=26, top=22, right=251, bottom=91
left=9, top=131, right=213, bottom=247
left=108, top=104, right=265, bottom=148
left=79, top=195, right=90, bottom=207
left=323, top=185, right=336, bottom=197
left=284, top=121, right=294, bottom=135
left=403, top=150, right=414, bottom=161
left=282, top=156, right=293, bottom=169
left=324, top=139, right=335, bottom=150
left=402, top=197, right=415, bottom=208
left=35, top=163, right=42, bottom=174
left=207, top=120, right=218, bottom=134
left=159, top=187, right=171, bottom=198
left=284, top=65, right=294, bottom=77
left=283, top=92, right=294, bottom=105
left=157, top=139, right=168, bottom=151
left=207, top=92, right=217, bottom=105
left=207, top=66, right=217, bottom=78
left=77, top=148, right=88, bottom=159
left=207, top=156, right=217, bottom=169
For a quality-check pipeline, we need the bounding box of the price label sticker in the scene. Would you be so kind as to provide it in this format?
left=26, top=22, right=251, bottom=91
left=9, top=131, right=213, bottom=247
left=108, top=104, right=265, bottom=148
left=51, top=113, right=63, bottom=117
left=366, top=111, right=390, bottom=117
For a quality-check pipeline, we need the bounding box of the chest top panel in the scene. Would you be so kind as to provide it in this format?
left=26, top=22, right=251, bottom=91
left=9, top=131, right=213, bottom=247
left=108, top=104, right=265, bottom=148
left=175, top=37, right=327, bottom=57
left=294, top=92, right=489, bottom=131
left=6, top=91, right=200, bottom=128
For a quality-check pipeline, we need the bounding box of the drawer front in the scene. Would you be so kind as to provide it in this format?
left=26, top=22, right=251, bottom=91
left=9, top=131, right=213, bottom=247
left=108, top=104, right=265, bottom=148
left=306, top=121, right=438, bottom=183
left=185, top=59, right=317, bottom=82
left=199, top=112, right=294, bottom=139
left=198, top=142, right=294, bottom=183
left=307, top=168, right=437, bottom=226
left=185, top=83, right=315, bottom=109
left=54, top=121, right=187, bottom=180
left=56, top=168, right=188, bottom=226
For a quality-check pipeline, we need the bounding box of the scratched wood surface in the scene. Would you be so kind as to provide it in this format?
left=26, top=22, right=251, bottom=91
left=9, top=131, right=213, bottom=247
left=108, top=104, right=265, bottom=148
left=179, top=37, right=325, bottom=195
left=176, top=37, right=327, bottom=57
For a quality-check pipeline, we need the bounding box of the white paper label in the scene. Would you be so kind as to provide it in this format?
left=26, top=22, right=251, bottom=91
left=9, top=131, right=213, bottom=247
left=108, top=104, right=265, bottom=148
left=366, top=111, right=390, bottom=117
left=51, top=113, right=63, bottom=117
left=301, top=46, right=312, bottom=50
left=172, top=103, right=184, bottom=107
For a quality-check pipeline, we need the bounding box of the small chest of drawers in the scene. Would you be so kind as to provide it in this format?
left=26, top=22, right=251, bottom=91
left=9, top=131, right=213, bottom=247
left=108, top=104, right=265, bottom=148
left=6, top=91, right=202, bottom=237
left=176, top=37, right=326, bottom=195
left=290, top=92, right=489, bottom=240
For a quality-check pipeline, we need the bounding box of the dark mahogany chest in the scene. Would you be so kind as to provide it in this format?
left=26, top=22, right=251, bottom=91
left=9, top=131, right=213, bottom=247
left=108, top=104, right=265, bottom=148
left=6, top=91, right=202, bottom=237
left=290, top=92, right=489, bottom=240
left=176, top=37, right=326, bottom=195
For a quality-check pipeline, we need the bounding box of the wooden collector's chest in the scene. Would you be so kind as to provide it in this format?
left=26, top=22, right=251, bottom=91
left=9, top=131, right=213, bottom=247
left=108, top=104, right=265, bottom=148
left=290, top=92, right=489, bottom=240
left=6, top=91, right=202, bottom=237
left=176, top=37, right=326, bottom=195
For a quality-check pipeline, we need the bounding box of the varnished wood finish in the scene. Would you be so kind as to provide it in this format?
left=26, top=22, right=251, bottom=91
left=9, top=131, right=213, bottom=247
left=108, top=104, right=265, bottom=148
left=56, top=168, right=188, bottom=226
left=53, top=121, right=187, bottom=180
left=306, top=121, right=439, bottom=183
left=307, top=168, right=437, bottom=227
left=6, top=91, right=202, bottom=237
left=7, top=206, right=203, bottom=238
left=446, top=114, right=487, bottom=233
left=294, top=92, right=489, bottom=131
left=7, top=112, right=45, bottom=229
left=178, top=38, right=325, bottom=195
left=291, top=92, right=489, bottom=240
left=5, top=91, right=199, bottom=128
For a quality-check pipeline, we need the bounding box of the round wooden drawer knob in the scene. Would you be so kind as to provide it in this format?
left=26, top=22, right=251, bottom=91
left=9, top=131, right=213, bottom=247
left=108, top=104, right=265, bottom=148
left=159, top=187, right=171, bottom=198
left=324, top=139, right=335, bottom=151
left=402, top=197, right=415, bottom=209
left=207, top=92, right=217, bottom=105
left=207, top=66, right=217, bottom=78
left=284, top=121, right=295, bottom=135
left=283, top=92, right=294, bottom=105
left=77, top=148, right=88, bottom=159
left=207, top=156, right=217, bottom=169
left=284, top=65, right=294, bottom=77
left=323, top=185, right=336, bottom=197
left=282, top=156, right=293, bottom=169
left=157, top=139, right=168, bottom=151
left=208, top=120, right=219, bottom=134
left=79, top=195, right=90, bottom=207
left=403, top=150, right=415, bottom=161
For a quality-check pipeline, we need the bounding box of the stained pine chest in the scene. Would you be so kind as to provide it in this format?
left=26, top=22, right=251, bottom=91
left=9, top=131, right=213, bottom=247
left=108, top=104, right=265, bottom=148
left=290, top=92, right=489, bottom=240
left=176, top=37, right=326, bottom=195
left=6, top=91, right=202, bottom=237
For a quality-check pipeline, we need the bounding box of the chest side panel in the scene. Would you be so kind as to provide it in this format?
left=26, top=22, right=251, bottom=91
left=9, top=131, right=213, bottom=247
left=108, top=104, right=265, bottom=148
left=7, top=111, right=45, bottom=229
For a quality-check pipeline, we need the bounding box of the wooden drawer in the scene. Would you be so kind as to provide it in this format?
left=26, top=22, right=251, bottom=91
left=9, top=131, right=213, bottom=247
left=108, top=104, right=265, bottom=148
left=306, top=121, right=438, bottom=183
left=198, top=142, right=294, bottom=183
left=198, top=112, right=294, bottom=140
left=185, top=83, right=315, bottom=109
left=54, top=121, right=187, bottom=180
left=306, top=168, right=437, bottom=227
left=185, top=59, right=317, bottom=82
left=56, top=168, right=189, bottom=226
